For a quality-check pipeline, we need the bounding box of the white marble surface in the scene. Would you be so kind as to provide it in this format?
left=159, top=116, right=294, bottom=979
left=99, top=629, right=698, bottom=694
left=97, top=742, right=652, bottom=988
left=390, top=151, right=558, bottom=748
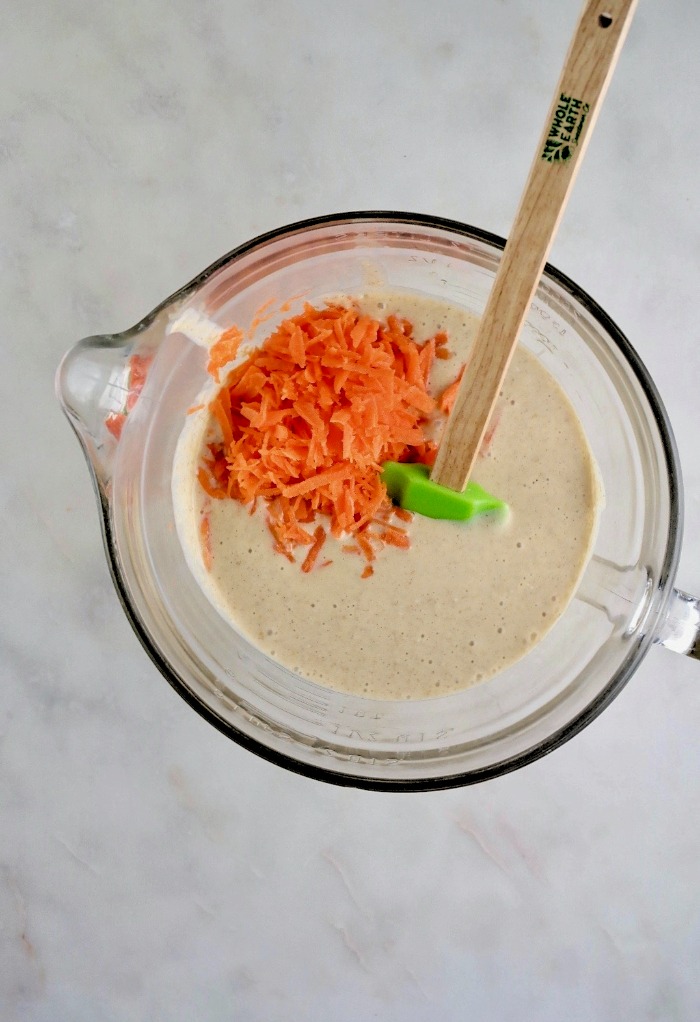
left=3, top=0, right=700, bottom=1018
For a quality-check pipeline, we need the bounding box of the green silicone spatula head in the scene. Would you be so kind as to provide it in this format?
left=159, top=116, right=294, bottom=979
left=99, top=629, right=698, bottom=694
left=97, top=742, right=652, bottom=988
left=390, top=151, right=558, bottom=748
left=381, top=462, right=506, bottom=521
left=381, top=0, right=637, bottom=521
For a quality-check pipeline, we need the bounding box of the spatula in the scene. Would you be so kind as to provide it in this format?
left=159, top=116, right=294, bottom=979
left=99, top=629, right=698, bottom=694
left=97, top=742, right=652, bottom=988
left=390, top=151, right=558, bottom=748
left=382, top=0, right=638, bottom=519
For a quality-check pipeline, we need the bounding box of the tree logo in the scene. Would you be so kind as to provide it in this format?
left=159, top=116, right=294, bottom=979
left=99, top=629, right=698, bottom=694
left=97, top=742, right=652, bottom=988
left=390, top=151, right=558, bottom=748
left=542, top=93, right=590, bottom=163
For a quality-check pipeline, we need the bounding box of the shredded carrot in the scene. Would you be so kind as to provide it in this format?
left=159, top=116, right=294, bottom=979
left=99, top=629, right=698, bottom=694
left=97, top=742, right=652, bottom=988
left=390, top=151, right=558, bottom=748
left=282, top=466, right=351, bottom=499
left=247, top=297, right=278, bottom=339
left=439, top=365, right=465, bottom=414
left=105, top=413, right=125, bottom=440
left=280, top=290, right=310, bottom=313
left=199, top=512, right=213, bottom=570
left=104, top=352, right=153, bottom=440
left=197, top=466, right=227, bottom=499
left=187, top=403, right=205, bottom=415
left=208, top=325, right=243, bottom=381
left=356, top=531, right=376, bottom=562
left=361, top=565, right=374, bottom=579
left=198, top=301, right=460, bottom=573
left=434, top=332, right=451, bottom=359
left=301, top=525, right=327, bottom=573
left=380, top=528, right=411, bottom=549
left=125, top=354, right=153, bottom=411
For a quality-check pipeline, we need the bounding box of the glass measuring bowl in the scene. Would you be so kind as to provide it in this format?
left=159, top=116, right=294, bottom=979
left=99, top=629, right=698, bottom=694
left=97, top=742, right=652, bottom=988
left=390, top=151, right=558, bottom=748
left=56, top=212, right=700, bottom=791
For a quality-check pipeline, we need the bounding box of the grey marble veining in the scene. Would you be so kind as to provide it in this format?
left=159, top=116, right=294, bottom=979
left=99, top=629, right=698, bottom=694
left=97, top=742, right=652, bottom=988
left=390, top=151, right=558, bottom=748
left=3, top=1, right=700, bottom=1019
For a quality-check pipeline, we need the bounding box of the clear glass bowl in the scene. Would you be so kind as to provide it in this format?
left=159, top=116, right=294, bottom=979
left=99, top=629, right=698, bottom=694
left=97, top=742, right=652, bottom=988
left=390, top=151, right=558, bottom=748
left=57, top=212, right=700, bottom=790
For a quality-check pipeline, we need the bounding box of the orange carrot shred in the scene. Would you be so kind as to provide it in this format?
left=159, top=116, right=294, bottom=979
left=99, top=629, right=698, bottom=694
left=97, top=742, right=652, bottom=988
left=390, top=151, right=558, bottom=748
left=382, top=522, right=408, bottom=537
left=301, top=525, right=326, bottom=573
left=279, top=290, right=310, bottom=313
left=247, top=297, right=278, bottom=339
left=393, top=507, right=413, bottom=523
left=197, top=466, right=227, bottom=499
left=105, top=413, right=125, bottom=440
left=380, top=526, right=411, bottom=549
left=199, top=512, right=213, bottom=570
left=104, top=352, right=153, bottom=437
left=439, top=365, right=465, bottom=414
left=361, top=565, right=374, bottom=579
left=356, top=531, right=376, bottom=562
left=125, top=353, right=154, bottom=411
left=208, top=325, right=243, bottom=381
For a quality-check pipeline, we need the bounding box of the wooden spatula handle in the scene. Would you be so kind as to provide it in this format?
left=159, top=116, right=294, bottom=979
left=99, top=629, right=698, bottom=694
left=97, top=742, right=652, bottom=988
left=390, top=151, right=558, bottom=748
left=431, top=0, right=638, bottom=492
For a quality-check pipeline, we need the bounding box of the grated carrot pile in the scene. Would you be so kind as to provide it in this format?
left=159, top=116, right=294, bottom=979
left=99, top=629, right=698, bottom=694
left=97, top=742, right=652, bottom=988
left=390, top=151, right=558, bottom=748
left=198, top=301, right=454, bottom=573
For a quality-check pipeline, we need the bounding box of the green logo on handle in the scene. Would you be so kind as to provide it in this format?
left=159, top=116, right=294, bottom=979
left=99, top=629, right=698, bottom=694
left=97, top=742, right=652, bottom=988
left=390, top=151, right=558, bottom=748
left=542, top=93, right=590, bottom=162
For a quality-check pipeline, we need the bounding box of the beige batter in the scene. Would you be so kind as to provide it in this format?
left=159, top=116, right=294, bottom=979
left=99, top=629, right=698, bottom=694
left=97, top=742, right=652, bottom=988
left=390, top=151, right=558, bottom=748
left=173, top=291, right=601, bottom=699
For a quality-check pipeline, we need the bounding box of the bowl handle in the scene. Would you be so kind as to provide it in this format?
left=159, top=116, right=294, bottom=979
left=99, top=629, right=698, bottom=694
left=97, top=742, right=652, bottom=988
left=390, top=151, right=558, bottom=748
left=655, top=588, right=700, bottom=660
